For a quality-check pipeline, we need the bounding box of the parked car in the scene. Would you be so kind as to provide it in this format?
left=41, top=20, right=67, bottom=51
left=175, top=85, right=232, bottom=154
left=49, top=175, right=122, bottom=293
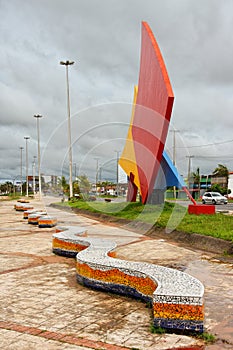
left=202, top=192, right=228, bottom=205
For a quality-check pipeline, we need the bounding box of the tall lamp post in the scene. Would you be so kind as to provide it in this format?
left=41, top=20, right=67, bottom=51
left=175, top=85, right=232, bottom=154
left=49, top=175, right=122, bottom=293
left=32, top=155, right=37, bottom=195
left=60, top=60, right=75, bottom=199
left=34, top=115, right=43, bottom=199
left=114, top=150, right=120, bottom=196
left=24, top=137, right=30, bottom=197
left=19, top=146, right=24, bottom=195
left=94, top=157, right=99, bottom=195
left=186, top=155, right=194, bottom=190
left=171, top=129, right=180, bottom=199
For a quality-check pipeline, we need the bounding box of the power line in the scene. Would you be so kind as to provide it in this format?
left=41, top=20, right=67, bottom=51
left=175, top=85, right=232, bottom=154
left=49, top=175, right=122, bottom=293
left=177, top=138, right=233, bottom=149
left=194, top=155, right=233, bottom=159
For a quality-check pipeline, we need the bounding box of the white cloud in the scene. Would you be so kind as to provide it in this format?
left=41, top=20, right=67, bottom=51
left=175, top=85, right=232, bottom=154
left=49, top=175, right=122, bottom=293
left=0, top=0, right=233, bottom=182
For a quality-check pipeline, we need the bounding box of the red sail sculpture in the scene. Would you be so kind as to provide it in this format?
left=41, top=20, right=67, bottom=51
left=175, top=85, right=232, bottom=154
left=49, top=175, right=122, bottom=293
left=132, top=21, right=174, bottom=204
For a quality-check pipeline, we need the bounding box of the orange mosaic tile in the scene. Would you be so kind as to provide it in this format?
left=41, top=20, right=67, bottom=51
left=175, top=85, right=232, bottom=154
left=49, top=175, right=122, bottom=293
left=76, top=262, right=157, bottom=296
left=53, top=238, right=88, bottom=252
left=153, top=302, right=204, bottom=321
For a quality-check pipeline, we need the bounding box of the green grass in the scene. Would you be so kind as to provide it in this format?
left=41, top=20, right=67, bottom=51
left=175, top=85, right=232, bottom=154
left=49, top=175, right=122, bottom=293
left=57, top=200, right=233, bottom=242
left=197, top=332, right=216, bottom=343
left=150, top=324, right=166, bottom=334
left=177, top=211, right=233, bottom=240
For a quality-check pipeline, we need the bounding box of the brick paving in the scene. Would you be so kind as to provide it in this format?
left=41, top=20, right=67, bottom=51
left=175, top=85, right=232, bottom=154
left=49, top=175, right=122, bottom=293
left=0, top=197, right=232, bottom=349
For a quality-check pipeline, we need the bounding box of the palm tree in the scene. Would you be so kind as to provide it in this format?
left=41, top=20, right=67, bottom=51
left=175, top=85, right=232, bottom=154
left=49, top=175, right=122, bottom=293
left=78, top=175, right=91, bottom=194
left=212, top=164, right=229, bottom=179
left=58, top=176, right=69, bottom=195
left=192, top=167, right=200, bottom=185
left=191, top=167, right=200, bottom=199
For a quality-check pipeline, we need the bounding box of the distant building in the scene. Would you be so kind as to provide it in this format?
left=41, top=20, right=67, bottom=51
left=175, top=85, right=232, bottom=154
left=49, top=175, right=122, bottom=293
left=211, top=175, right=228, bottom=188
left=42, top=175, right=59, bottom=187
left=27, top=176, right=39, bottom=192
left=228, top=172, right=233, bottom=198
left=199, top=175, right=212, bottom=190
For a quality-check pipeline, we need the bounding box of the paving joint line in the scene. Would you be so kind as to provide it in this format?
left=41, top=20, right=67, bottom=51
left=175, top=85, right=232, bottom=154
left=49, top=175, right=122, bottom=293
left=0, top=321, right=131, bottom=350
left=0, top=251, right=75, bottom=275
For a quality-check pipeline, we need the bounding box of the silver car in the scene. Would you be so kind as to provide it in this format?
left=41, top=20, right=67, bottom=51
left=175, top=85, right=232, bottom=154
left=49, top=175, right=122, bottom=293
left=202, top=192, right=228, bottom=205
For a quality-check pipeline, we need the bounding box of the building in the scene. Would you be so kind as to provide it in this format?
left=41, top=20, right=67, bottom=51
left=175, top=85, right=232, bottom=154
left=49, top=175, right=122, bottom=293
left=211, top=176, right=228, bottom=188
left=28, top=176, right=39, bottom=192
left=42, top=175, right=59, bottom=187
left=228, top=172, right=233, bottom=199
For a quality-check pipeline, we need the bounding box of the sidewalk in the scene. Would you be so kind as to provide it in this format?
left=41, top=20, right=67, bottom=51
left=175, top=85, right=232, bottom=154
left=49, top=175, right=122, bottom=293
left=0, top=196, right=232, bottom=349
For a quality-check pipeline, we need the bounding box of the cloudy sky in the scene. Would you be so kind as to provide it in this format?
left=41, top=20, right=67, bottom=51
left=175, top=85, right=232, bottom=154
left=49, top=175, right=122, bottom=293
left=1, top=0, right=233, bottom=184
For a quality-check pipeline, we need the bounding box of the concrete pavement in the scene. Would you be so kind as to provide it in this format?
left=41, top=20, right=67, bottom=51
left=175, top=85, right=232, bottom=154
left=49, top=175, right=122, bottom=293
left=0, top=196, right=232, bottom=349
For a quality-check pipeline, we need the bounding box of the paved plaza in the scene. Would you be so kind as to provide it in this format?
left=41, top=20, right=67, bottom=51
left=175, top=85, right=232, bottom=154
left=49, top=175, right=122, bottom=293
left=0, top=197, right=232, bottom=349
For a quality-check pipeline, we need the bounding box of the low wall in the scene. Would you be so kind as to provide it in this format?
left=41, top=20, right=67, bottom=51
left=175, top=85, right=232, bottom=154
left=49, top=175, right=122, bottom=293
left=53, top=226, right=204, bottom=333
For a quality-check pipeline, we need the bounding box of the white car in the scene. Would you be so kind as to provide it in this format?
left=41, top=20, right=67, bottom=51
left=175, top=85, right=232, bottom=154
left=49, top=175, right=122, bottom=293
left=202, top=192, right=228, bottom=205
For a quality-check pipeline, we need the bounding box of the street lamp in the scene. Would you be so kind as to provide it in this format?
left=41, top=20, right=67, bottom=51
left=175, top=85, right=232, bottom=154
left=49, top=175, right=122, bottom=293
left=34, top=114, right=43, bottom=199
left=24, top=136, right=30, bottom=197
left=94, top=157, right=99, bottom=195
left=170, top=129, right=180, bottom=199
left=170, top=129, right=180, bottom=167
left=99, top=166, right=102, bottom=183
left=114, top=150, right=120, bottom=196
left=186, top=155, right=194, bottom=190
left=60, top=60, right=75, bottom=199
left=19, top=146, right=24, bottom=195
left=32, top=155, right=36, bottom=195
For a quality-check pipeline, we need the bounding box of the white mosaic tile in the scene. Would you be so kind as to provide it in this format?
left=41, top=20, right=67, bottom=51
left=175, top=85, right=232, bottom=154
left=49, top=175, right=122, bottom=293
left=53, top=226, right=204, bottom=306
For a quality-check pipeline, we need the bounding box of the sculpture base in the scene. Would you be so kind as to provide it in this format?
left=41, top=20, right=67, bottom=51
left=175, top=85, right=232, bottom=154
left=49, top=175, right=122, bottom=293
left=188, top=204, right=215, bottom=215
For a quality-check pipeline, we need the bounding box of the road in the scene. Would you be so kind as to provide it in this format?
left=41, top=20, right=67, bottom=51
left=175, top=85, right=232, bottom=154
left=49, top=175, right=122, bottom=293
left=166, top=199, right=233, bottom=211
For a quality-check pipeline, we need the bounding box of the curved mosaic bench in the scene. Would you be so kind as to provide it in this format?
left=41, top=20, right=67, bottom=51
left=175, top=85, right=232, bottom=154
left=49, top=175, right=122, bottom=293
left=17, top=199, right=30, bottom=203
left=38, top=215, right=57, bottom=228
left=28, top=212, right=47, bottom=225
left=14, top=203, right=34, bottom=211
left=24, top=209, right=45, bottom=220
left=52, top=226, right=204, bottom=333
left=23, top=209, right=38, bottom=219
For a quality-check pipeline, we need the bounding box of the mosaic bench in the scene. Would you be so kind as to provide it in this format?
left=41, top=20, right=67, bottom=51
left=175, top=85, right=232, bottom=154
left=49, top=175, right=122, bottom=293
left=52, top=226, right=204, bottom=333
left=23, top=209, right=38, bottom=219
left=23, top=209, right=45, bottom=220
left=14, top=203, right=34, bottom=211
left=38, top=215, right=57, bottom=228
left=28, top=212, right=47, bottom=225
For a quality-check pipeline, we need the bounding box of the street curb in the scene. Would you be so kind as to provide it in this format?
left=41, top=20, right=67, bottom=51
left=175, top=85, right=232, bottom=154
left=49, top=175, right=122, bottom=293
left=50, top=203, right=233, bottom=256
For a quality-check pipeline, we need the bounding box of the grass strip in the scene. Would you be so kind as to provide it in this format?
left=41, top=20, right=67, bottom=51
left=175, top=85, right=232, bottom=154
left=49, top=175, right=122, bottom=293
left=56, top=200, right=233, bottom=242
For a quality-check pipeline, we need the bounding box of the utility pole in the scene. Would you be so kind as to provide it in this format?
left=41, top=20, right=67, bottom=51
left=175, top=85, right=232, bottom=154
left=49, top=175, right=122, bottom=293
left=115, top=150, right=120, bottom=196
left=24, top=136, right=30, bottom=197
left=171, top=129, right=179, bottom=198
left=186, top=155, right=194, bottom=190
left=171, top=129, right=180, bottom=166
left=34, top=115, right=43, bottom=199
left=99, top=166, right=102, bottom=183
left=32, top=155, right=36, bottom=195
left=94, top=157, right=99, bottom=195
